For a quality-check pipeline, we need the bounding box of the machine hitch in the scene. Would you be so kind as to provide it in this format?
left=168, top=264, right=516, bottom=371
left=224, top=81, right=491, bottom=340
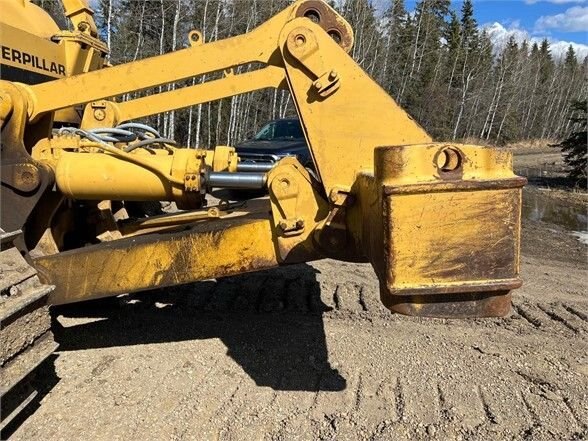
left=1, top=0, right=525, bottom=318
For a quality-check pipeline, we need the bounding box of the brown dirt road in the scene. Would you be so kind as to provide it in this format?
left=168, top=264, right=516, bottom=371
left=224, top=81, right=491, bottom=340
left=8, top=216, right=587, bottom=441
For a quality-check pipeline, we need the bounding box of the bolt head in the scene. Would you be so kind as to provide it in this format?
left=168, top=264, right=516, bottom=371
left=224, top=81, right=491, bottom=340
left=94, top=109, right=106, bottom=121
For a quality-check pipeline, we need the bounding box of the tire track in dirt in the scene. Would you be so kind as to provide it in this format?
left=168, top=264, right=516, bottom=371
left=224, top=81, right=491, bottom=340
left=513, top=301, right=588, bottom=336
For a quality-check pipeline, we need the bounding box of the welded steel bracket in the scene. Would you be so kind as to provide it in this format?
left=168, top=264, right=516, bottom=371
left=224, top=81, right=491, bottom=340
left=353, top=143, right=527, bottom=318
left=267, top=158, right=329, bottom=261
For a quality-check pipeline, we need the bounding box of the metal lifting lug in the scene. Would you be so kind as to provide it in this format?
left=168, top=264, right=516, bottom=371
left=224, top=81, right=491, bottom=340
left=271, top=172, right=304, bottom=237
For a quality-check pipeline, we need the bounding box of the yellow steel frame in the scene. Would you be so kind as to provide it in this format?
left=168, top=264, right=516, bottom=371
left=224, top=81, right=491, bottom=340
left=35, top=211, right=284, bottom=305
left=1, top=0, right=526, bottom=318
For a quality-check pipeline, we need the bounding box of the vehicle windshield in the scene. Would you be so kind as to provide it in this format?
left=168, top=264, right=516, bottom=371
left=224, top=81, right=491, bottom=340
left=254, top=120, right=304, bottom=141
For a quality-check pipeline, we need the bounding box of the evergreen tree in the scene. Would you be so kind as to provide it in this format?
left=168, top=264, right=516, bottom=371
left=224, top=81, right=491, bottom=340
left=402, top=0, right=449, bottom=124
left=341, top=0, right=382, bottom=76
left=380, top=0, right=409, bottom=97
left=459, top=0, right=477, bottom=54
left=554, top=100, right=587, bottom=187
left=564, top=45, right=577, bottom=67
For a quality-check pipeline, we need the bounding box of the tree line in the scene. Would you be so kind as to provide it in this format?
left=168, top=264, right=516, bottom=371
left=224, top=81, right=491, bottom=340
left=37, top=0, right=587, bottom=148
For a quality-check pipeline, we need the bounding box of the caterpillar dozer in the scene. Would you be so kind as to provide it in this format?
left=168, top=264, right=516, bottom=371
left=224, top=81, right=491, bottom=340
left=0, top=0, right=525, bottom=430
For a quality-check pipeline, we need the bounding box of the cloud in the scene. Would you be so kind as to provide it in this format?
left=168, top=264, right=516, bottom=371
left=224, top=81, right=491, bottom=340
left=484, top=22, right=530, bottom=47
left=483, top=21, right=588, bottom=59
left=535, top=6, right=588, bottom=32
left=526, top=0, right=586, bottom=4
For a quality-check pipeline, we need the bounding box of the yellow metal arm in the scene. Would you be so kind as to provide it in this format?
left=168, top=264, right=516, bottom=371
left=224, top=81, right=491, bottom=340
left=24, top=3, right=301, bottom=121
left=277, top=18, right=431, bottom=192
left=116, top=66, right=287, bottom=123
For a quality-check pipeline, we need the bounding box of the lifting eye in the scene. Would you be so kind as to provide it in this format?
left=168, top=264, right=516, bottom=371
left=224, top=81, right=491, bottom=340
left=304, top=9, right=321, bottom=23
left=189, top=31, right=202, bottom=46
left=328, top=30, right=342, bottom=45
left=436, top=147, right=462, bottom=173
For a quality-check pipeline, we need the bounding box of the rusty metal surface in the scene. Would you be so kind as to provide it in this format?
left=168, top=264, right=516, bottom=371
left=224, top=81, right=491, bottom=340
left=294, top=0, right=354, bottom=52
left=383, top=189, right=522, bottom=288
left=383, top=177, right=528, bottom=195
left=0, top=248, right=37, bottom=292
left=0, top=239, right=57, bottom=431
left=383, top=291, right=513, bottom=319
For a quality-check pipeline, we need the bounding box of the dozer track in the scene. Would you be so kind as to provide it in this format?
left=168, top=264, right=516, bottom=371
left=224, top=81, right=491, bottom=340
left=0, top=230, right=57, bottom=433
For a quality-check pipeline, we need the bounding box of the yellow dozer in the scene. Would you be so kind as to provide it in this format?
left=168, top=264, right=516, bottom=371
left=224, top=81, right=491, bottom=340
left=0, top=0, right=525, bottom=429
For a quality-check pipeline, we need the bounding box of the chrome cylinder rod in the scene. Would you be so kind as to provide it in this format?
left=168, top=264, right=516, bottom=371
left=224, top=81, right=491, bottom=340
left=207, top=172, right=267, bottom=189
left=236, top=162, right=275, bottom=173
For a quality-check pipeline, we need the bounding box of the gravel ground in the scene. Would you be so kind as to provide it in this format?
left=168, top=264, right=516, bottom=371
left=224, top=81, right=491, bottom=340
left=7, top=149, right=588, bottom=441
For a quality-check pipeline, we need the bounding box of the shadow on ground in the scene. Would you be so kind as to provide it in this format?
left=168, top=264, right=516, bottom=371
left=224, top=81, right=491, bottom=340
left=51, top=264, right=346, bottom=392
left=1, top=355, right=60, bottom=440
